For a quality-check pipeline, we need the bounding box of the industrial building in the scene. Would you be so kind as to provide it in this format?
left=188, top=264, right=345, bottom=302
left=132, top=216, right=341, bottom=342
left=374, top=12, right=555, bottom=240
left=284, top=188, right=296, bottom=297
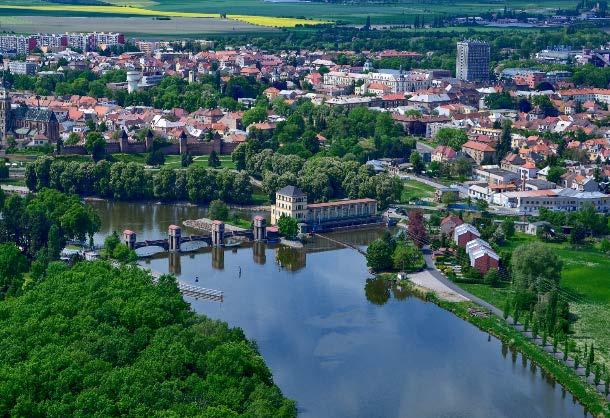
left=270, top=186, right=379, bottom=232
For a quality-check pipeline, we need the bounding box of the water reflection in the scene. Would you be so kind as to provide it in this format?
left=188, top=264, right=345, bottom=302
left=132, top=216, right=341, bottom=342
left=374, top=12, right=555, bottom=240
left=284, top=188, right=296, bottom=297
left=252, top=241, right=266, bottom=265
left=168, top=251, right=181, bottom=275
left=92, top=200, right=590, bottom=418
left=212, top=246, right=224, bottom=270
left=364, top=277, right=391, bottom=305
left=276, top=246, right=306, bottom=271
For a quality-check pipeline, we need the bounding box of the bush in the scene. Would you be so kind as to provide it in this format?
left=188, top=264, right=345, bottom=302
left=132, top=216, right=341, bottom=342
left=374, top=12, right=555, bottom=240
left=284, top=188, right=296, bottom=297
left=484, top=268, right=500, bottom=287
left=208, top=199, right=229, bottom=221
left=112, top=243, right=137, bottom=263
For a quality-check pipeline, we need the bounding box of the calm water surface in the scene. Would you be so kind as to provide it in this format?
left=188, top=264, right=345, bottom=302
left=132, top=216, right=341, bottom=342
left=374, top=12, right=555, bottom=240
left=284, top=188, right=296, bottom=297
left=91, top=201, right=589, bottom=418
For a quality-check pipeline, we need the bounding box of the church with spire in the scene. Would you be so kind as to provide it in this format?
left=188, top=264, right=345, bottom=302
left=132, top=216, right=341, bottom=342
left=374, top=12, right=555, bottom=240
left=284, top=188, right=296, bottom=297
left=0, top=79, right=60, bottom=146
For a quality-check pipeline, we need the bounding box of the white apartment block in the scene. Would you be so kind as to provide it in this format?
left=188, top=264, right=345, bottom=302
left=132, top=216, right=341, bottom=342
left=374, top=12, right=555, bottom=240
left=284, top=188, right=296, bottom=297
left=323, top=69, right=431, bottom=93
left=498, top=189, right=610, bottom=214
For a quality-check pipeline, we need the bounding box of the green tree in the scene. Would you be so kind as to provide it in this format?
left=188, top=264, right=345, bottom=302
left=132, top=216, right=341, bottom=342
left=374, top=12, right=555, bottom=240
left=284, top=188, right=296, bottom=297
left=84, top=131, right=106, bottom=162
left=102, top=231, right=121, bottom=259
left=484, top=268, right=500, bottom=287
left=546, top=166, right=565, bottom=184
left=569, top=223, right=586, bottom=245
left=208, top=199, right=229, bottom=221
left=208, top=150, right=221, bottom=168
left=511, top=242, right=562, bottom=293
left=153, top=167, right=176, bottom=201
left=64, top=132, right=81, bottom=145
left=0, top=261, right=296, bottom=416
left=187, top=167, right=216, bottom=203
left=410, top=151, right=425, bottom=174
left=112, top=243, right=137, bottom=263
left=366, top=238, right=393, bottom=272
left=146, top=149, right=165, bottom=166
left=242, top=106, right=268, bottom=128
left=392, top=243, right=424, bottom=272
left=0, top=161, right=9, bottom=180
left=501, top=219, right=515, bottom=238
left=277, top=214, right=298, bottom=239
left=484, top=92, right=514, bottom=109
left=181, top=152, right=193, bottom=168
left=0, top=243, right=28, bottom=299
left=47, top=224, right=61, bottom=261
left=435, top=128, right=468, bottom=151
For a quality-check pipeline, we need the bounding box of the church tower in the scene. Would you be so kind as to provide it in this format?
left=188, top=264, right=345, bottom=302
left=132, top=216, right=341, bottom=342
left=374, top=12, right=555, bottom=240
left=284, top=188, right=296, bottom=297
left=0, top=79, right=11, bottom=142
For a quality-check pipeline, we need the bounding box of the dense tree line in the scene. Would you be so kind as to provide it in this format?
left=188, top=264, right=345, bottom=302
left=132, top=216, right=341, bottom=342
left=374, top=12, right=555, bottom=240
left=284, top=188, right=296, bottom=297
left=0, top=260, right=296, bottom=416
left=25, top=157, right=253, bottom=204
left=235, top=147, right=401, bottom=207
left=240, top=100, right=413, bottom=161
left=538, top=204, right=609, bottom=237
left=366, top=229, right=425, bottom=272
left=0, top=188, right=100, bottom=298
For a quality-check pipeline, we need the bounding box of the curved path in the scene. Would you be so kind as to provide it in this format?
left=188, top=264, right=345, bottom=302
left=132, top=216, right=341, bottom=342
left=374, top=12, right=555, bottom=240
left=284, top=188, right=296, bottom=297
left=421, top=247, right=503, bottom=317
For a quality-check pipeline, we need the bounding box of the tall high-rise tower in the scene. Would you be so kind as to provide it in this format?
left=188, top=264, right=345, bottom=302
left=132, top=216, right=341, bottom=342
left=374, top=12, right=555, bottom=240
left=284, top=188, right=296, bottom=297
left=456, top=40, right=490, bottom=82
left=0, top=79, right=11, bottom=142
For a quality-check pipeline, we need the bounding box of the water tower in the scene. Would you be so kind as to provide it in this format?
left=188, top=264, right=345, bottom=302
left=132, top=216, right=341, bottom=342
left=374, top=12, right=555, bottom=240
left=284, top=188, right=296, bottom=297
left=126, top=71, right=142, bottom=94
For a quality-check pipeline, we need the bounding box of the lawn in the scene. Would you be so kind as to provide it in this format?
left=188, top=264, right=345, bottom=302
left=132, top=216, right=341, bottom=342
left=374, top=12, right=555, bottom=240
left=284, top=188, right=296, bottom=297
left=111, top=153, right=147, bottom=164
left=400, top=179, right=435, bottom=203
left=110, top=153, right=235, bottom=169
left=460, top=282, right=512, bottom=309
left=163, top=154, right=235, bottom=170
left=251, top=188, right=270, bottom=206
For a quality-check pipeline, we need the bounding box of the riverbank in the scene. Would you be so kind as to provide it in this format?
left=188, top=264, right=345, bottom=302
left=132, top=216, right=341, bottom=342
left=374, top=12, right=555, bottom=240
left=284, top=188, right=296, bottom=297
left=380, top=272, right=610, bottom=417
left=437, top=298, right=610, bottom=417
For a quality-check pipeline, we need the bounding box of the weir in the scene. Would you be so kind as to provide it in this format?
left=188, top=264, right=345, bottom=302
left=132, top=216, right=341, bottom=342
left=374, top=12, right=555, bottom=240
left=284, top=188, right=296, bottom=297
left=123, top=222, right=261, bottom=255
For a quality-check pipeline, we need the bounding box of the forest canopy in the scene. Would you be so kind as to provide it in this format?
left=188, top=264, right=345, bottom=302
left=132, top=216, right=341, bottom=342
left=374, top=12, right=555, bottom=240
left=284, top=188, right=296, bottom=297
left=0, top=261, right=296, bottom=417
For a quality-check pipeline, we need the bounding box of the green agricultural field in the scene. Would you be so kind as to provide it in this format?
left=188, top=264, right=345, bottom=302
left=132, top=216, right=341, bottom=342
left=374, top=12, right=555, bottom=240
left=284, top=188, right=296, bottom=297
left=0, top=0, right=582, bottom=25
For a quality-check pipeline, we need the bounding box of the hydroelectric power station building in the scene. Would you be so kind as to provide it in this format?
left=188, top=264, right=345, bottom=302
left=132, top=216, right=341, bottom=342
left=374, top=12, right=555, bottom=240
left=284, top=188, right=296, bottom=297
left=270, top=185, right=380, bottom=232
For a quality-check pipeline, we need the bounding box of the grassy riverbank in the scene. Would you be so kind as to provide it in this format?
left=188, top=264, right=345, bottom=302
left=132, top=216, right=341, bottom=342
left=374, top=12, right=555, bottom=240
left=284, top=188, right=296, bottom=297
left=375, top=274, right=610, bottom=416
left=435, top=298, right=610, bottom=417
left=455, top=233, right=610, bottom=370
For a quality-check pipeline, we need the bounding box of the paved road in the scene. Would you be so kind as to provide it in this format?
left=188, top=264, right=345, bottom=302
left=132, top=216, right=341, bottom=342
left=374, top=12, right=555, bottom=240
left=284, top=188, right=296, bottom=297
left=422, top=247, right=503, bottom=318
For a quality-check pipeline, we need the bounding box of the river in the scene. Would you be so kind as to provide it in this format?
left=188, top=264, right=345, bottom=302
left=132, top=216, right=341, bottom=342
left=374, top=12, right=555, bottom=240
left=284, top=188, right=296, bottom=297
left=91, top=200, right=589, bottom=418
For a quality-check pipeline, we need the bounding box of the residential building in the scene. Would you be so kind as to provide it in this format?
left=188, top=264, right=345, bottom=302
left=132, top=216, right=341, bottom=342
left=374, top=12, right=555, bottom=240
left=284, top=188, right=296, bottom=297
left=456, top=40, right=490, bottom=82
left=8, top=61, right=37, bottom=76
left=462, top=140, right=496, bottom=164
left=453, top=223, right=481, bottom=247
left=440, top=214, right=463, bottom=236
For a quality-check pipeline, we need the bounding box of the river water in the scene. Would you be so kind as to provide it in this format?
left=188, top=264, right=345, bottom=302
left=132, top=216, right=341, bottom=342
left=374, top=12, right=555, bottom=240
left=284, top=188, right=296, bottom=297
left=91, top=200, right=589, bottom=418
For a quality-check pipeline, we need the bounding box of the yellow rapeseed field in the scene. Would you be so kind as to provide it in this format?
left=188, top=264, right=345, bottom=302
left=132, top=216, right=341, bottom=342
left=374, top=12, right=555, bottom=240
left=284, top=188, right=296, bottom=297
left=0, top=5, right=326, bottom=27
left=228, top=15, right=326, bottom=27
